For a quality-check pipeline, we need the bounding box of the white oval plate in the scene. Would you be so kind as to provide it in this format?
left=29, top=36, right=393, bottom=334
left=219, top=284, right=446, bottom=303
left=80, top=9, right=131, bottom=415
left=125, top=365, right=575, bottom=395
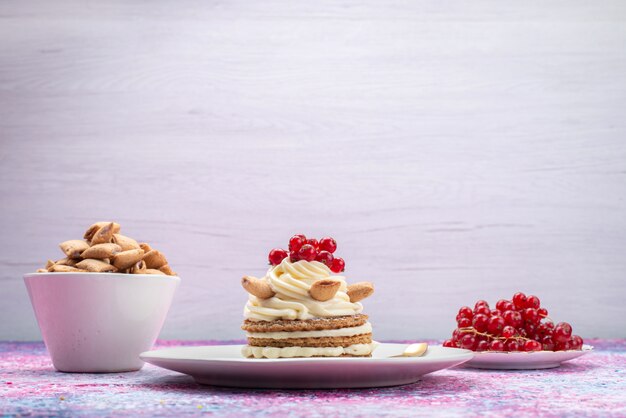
left=463, top=345, right=593, bottom=370
left=140, top=343, right=473, bottom=389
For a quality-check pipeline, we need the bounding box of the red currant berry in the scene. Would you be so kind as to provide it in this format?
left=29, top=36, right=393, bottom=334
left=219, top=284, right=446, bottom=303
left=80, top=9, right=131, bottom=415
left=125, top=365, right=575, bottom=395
left=555, top=340, right=572, bottom=351
left=570, top=335, right=584, bottom=350
left=443, top=339, right=457, bottom=348
left=458, top=306, right=473, bottom=319
left=502, top=326, right=516, bottom=339
left=268, top=248, right=288, bottom=266
left=298, top=244, right=316, bottom=262
left=315, top=250, right=334, bottom=267
left=452, top=328, right=463, bottom=342
left=474, top=305, right=490, bottom=316
left=523, top=308, right=539, bottom=325
left=459, top=334, right=477, bottom=350
left=536, top=322, right=554, bottom=337
left=329, top=257, right=345, bottom=273
left=503, top=310, right=523, bottom=328
left=490, top=340, right=505, bottom=351
left=540, top=335, right=555, bottom=351
left=524, top=340, right=542, bottom=352
left=472, top=314, right=489, bottom=333
left=487, top=316, right=505, bottom=336
left=517, top=328, right=528, bottom=338
left=491, top=309, right=502, bottom=317
left=496, top=299, right=514, bottom=312
left=289, top=250, right=300, bottom=262
left=475, top=300, right=490, bottom=310
left=525, top=295, right=540, bottom=309
left=476, top=340, right=490, bottom=351
left=505, top=339, right=520, bottom=352
left=553, top=322, right=573, bottom=343
left=457, top=317, right=472, bottom=328
left=306, top=238, right=319, bottom=249
left=318, top=237, right=337, bottom=253
left=525, top=324, right=537, bottom=339
left=537, top=307, right=548, bottom=318
left=512, top=292, right=527, bottom=310
left=289, top=234, right=307, bottom=252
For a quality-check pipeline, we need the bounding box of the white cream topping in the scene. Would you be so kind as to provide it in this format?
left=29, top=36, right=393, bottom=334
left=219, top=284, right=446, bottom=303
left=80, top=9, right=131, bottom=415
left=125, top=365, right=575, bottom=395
left=246, top=322, right=373, bottom=340
left=242, top=342, right=377, bottom=359
left=244, top=259, right=363, bottom=321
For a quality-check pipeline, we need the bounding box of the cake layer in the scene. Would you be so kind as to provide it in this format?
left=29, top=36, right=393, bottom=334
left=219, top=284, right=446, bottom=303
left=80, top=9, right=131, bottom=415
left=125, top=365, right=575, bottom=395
left=246, top=322, right=372, bottom=340
left=242, top=342, right=376, bottom=359
left=241, top=314, right=368, bottom=333
left=248, top=334, right=372, bottom=348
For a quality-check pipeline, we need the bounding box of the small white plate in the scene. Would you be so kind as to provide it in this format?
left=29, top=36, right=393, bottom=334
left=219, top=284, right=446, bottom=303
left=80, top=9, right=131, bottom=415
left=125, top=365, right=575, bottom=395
left=463, top=345, right=593, bottom=370
left=140, top=343, right=474, bottom=389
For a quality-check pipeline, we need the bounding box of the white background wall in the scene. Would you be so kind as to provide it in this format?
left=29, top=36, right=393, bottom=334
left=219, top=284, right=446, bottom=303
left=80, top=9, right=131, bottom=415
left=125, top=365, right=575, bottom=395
left=1, top=0, right=625, bottom=341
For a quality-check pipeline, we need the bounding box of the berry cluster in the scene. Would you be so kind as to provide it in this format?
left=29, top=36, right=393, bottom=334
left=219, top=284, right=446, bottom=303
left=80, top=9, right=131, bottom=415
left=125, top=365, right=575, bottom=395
left=443, top=292, right=583, bottom=352
left=268, top=234, right=345, bottom=273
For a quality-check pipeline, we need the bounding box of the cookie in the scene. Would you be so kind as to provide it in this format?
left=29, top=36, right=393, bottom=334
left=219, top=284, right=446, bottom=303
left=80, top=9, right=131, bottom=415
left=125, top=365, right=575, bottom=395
left=241, top=314, right=368, bottom=333
left=248, top=334, right=372, bottom=348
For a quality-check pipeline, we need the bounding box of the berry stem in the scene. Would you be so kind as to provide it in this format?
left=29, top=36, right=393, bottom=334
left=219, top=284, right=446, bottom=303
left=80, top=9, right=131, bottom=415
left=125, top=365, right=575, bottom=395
left=458, top=327, right=535, bottom=343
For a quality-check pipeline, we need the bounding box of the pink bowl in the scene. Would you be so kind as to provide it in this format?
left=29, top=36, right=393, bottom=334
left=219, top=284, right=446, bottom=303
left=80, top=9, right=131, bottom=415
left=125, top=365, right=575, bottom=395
left=24, top=272, right=180, bottom=373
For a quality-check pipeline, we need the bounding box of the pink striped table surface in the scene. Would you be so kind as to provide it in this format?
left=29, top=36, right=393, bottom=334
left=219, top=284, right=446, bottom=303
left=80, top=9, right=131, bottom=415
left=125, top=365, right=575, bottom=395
left=1, top=339, right=625, bottom=417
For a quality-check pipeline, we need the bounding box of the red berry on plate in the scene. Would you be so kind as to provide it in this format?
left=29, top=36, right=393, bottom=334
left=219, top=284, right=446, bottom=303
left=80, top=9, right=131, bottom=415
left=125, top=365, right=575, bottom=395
left=472, top=314, right=489, bottom=333
left=458, top=306, right=473, bottom=320
left=553, top=322, right=573, bottom=343
left=474, top=300, right=490, bottom=310
left=487, top=316, right=505, bottom=336
left=306, top=238, right=319, bottom=249
left=443, top=339, right=457, bottom=348
left=526, top=295, right=540, bottom=309
left=537, top=307, right=548, bottom=318
left=512, top=292, right=527, bottom=310
left=315, top=250, right=334, bottom=267
left=496, top=299, right=514, bottom=312
left=536, top=322, right=554, bottom=337
left=289, top=250, right=300, bottom=262
left=524, top=340, right=542, bottom=352
left=503, top=310, right=523, bottom=328
left=318, top=237, right=337, bottom=253
left=474, top=305, right=490, bottom=316
left=452, top=328, right=463, bottom=342
left=525, top=323, right=537, bottom=339
left=330, top=257, right=345, bottom=273
left=297, top=244, right=316, bottom=262
left=505, top=339, right=520, bottom=352
left=540, top=335, right=555, bottom=351
left=476, top=340, right=490, bottom=351
left=268, top=248, right=288, bottom=266
left=502, top=325, right=516, bottom=339
left=570, top=335, right=584, bottom=350
left=457, top=317, right=472, bottom=328
left=490, top=340, right=505, bottom=351
left=523, top=308, right=539, bottom=325
left=555, top=340, right=572, bottom=351
left=289, top=234, right=307, bottom=252
left=459, top=334, right=477, bottom=350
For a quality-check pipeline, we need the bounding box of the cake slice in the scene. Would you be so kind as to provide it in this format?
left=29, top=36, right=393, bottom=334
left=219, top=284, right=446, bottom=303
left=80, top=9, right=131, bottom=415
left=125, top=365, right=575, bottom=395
left=240, top=235, right=375, bottom=359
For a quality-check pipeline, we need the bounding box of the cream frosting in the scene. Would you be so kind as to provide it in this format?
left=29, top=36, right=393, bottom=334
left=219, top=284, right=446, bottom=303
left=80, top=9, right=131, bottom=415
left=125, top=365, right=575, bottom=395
left=244, top=258, right=363, bottom=321
left=246, top=322, right=373, bottom=340
left=242, top=342, right=377, bottom=359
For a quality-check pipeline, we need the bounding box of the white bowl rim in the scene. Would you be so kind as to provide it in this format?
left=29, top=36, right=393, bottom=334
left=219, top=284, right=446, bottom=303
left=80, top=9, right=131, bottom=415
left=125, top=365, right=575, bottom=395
left=23, top=272, right=180, bottom=281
